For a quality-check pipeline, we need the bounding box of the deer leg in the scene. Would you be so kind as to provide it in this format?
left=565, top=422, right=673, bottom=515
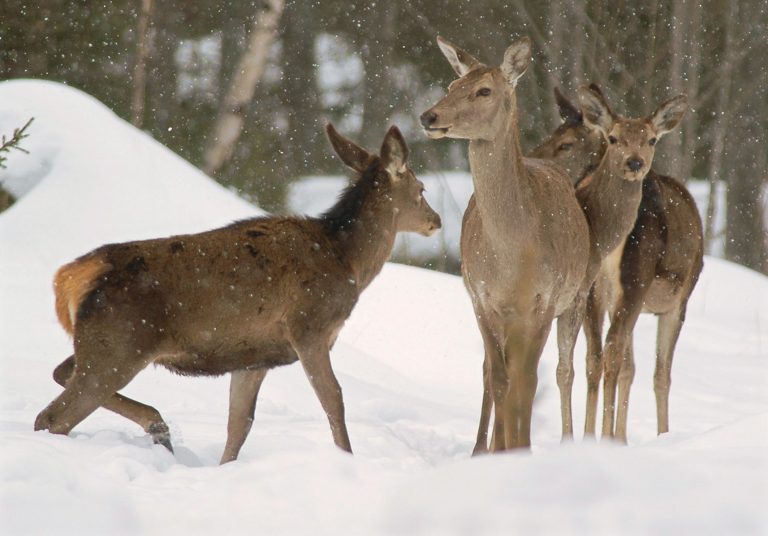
left=503, top=320, right=551, bottom=449
left=51, top=355, right=173, bottom=451
left=295, top=342, right=351, bottom=453
left=654, top=305, right=685, bottom=435
left=35, top=349, right=152, bottom=437
left=556, top=293, right=586, bottom=441
left=615, top=335, right=636, bottom=443
left=473, top=356, right=492, bottom=455
left=488, top=331, right=510, bottom=452
left=583, top=288, right=605, bottom=438
left=473, top=317, right=502, bottom=456
left=220, top=368, right=268, bottom=464
left=601, top=303, right=642, bottom=441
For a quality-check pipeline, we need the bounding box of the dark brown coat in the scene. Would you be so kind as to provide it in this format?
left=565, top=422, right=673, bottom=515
left=36, top=124, right=441, bottom=462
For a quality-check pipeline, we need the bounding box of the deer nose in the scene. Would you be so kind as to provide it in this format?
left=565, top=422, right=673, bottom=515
left=626, top=157, right=644, bottom=172
left=420, top=111, right=437, bottom=128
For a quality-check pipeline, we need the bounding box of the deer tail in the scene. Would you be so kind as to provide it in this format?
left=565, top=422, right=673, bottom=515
left=53, top=254, right=112, bottom=335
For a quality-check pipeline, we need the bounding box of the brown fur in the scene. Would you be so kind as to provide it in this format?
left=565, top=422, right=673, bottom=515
left=421, top=37, right=592, bottom=452
left=35, top=124, right=441, bottom=463
left=531, top=87, right=703, bottom=441
left=53, top=255, right=112, bottom=335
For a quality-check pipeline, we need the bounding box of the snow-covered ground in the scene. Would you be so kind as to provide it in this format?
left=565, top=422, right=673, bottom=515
left=1, top=80, right=766, bottom=535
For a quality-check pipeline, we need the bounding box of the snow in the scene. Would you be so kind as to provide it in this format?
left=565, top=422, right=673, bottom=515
left=1, top=80, right=767, bottom=535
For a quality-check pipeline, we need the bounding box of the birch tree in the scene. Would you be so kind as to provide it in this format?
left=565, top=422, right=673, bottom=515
left=203, top=0, right=284, bottom=176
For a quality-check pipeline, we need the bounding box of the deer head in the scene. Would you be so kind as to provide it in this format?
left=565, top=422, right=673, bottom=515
left=325, top=124, right=441, bottom=236
left=419, top=36, right=532, bottom=141
left=577, top=85, right=688, bottom=181
left=529, top=86, right=605, bottom=183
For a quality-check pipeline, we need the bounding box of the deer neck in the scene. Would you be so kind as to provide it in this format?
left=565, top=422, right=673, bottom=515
left=328, top=195, right=397, bottom=291
left=577, top=157, right=644, bottom=259
left=467, top=104, right=532, bottom=239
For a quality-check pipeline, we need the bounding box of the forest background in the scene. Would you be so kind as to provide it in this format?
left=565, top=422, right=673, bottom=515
left=2, top=0, right=765, bottom=273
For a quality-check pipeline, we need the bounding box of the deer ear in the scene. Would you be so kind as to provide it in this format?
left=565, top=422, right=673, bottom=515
left=501, top=37, right=531, bottom=86
left=587, top=82, right=607, bottom=100
left=326, top=123, right=371, bottom=173
left=437, top=36, right=483, bottom=77
left=554, top=87, right=582, bottom=125
left=578, top=85, right=615, bottom=137
left=380, top=125, right=409, bottom=177
left=649, top=95, right=688, bottom=138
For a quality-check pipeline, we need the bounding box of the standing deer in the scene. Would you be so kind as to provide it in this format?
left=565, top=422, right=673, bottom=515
left=420, top=37, right=592, bottom=452
left=35, top=124, right=442, bottom=463
left=531, top=86, right=703, bottom=442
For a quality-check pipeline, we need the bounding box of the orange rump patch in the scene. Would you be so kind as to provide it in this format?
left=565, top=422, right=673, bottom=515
left=53, top=254, right=112, bottom=335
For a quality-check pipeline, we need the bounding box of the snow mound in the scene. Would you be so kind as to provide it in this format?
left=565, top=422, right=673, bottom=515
left=0, top=79, right=260, bottom=268
left=1, top=80, right=767, bottom=535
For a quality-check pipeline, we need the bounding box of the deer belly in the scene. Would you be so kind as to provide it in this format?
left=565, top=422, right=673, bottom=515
left=155, top=340, right=298, bottom=376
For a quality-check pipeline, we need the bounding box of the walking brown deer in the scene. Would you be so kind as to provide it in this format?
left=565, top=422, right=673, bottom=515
left=531, top=85, right=702, bottom=442
left=35, top=124, right=442, bottom=463
left=420, top=37, right=592, bottom=452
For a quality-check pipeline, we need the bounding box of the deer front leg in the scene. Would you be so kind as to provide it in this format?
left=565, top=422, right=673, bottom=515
left=473, top=316, right=502, bottom=456
left=556, top=293, right=586, bottom=441
left=295, top=342, right=352, bottom=453
left=583, top=288, right=605, bottom=437
left=601, top=303, right=641, bottom=441
left=473, top=356, right=492, bottom=455
left=502, top=319, right=551, bottom=449
left=615, top=337, right=636, bottom=443
left=220, top=368, right=268, bottom=464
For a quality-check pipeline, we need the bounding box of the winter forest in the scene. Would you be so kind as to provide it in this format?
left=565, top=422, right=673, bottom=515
left=1, top=1, right=767, bottom=535
left=2, top=0, right=766, bottom=273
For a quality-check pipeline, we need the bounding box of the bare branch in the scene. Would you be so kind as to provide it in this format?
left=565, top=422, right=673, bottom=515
left=0, top=117, right=34, bottom=170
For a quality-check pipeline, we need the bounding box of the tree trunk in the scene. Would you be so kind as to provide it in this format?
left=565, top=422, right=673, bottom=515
left=664, top=0, right=687, bottom=179
left=203, top=0, right=284, bottom=176
left=130, top=0, right=153, bottom=128
left=359, top=3, right=397, bottom=149
left=680, top=0, right=702, bottom=183
left=703, top=2, right=737, bottom=254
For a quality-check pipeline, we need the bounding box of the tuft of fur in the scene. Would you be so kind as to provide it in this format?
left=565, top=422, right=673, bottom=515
left=53, top=254, right=111, bottom=335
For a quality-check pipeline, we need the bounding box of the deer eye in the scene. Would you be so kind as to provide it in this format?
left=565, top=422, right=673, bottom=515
left=608, top=135, right=618, bottom=145
left=476, top=88, right=491, bottom=97
left=649, top=137, right=657, bottom=146
left=557, top=143, right=573, bottom=152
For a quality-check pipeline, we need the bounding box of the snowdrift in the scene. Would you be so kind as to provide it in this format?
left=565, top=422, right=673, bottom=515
left=1, top=80, right=766, bottom=535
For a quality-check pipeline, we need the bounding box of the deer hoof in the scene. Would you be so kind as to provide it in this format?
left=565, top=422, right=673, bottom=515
left=148, top=422, right=173, bottom=453
left=34, top=410, right=54, bottom=432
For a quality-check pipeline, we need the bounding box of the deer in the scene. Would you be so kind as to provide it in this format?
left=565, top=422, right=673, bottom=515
left=530, top=85, right=703, bottom=443
left=420, top=36, right=593, bottom=453
left=34, top=124, right=442, bottom=463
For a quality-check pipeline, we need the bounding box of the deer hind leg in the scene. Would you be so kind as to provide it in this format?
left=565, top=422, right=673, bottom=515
left=35, top=347, right=153, bottom=438
left=51, top=355, right=173, bottom=451
left=654, top=305, right=685, bottom=435
left=615, top=334, right=636, bottom=443
left=473, top=315, right=502, bottom=456
left=583, top=288, right=605, bottom=437
left=220, top=368, right=268, bottom=464
left=556, top=293, right=586, bottom=441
